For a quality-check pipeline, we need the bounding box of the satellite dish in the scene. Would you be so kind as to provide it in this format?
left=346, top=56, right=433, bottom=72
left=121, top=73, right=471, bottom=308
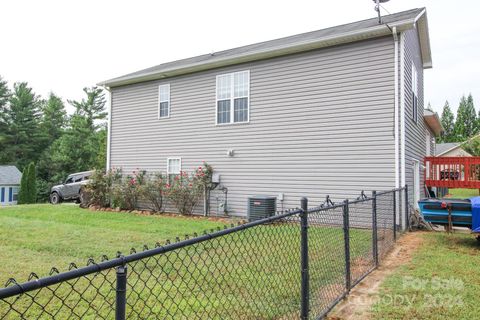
left=373, top=0, right=391, bottom=24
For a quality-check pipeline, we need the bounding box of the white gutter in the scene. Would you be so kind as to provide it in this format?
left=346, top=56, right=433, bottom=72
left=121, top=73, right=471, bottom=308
left=103, top=86, right=112, bottom=171
left=393, top=27, right=399, bottom=191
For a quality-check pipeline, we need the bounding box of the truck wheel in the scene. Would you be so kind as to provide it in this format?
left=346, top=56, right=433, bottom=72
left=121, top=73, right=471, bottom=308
left=50, top=192, right=62, bottom=205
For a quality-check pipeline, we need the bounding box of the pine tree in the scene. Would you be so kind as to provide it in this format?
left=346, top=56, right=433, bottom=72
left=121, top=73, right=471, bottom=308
left=440, top=101, right=455, bottom=142
left=0, top=76, right=10, bottom=147
left=0, top=82, right=42, bottom=168
left=454, top=94, right=477, bottom=141
left=40, top=93, right=67, bottom=142
left=17, top=165, right=30, bottom=204
left=466, top=94, right=478, bottom=136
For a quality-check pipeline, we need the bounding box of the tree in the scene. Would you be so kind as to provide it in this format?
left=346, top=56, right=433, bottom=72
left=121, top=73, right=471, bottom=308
left=40, top=93, right=67, bottom=143
left=39, top=87, right=107, bottom=183
left=18, top=162, right=37, bottom=204
left=439, top=101, right=455, bottom=142
left=26, top=162, right=37, bottom=204
left=454, top=94, right=477, bottom=141
left=36, top=93, right=67, bottom=182
left=17, top=165, right=29, bottom=204
left=68, top=87, right=107, bottom=131
left=0, top=82, right=41, bottom=169
left=463, top=136, right=480, bottom=156
left=0, top=76, right=10, bottom=152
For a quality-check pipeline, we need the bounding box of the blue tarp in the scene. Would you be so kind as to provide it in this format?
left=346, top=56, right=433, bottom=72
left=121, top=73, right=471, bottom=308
left=469, top=196, right=480, bottom=233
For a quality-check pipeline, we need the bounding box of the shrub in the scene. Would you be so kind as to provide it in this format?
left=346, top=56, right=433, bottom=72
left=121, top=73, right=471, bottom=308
left=138, top=173, right=167, bottom=213
left=111, top=170, right=146, bottom=211
left=165, top=163, right=212, bottom=215
left=18, top=163, right=37, bottom=204
left=84, top=168, right=123, bottom=207
left=17, top=166, right=29, bottom=204
left=27, top=163, right=37, bottom=204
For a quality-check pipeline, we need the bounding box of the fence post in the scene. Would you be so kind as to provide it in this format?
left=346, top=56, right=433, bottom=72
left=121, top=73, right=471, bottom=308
left=405, top=184, right=409, bottom=231
left=343, top=199, right=351, bottom=293
left=372, top=191, right=378, bottom=267
left=300, top=197, right=309, bottom=320
left=393, top=190, right=397, bottom=241
left=116, top=265, right=127, bottom=320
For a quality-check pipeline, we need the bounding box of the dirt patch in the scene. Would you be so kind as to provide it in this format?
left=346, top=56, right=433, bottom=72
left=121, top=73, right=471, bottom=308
left=327, top=232, right=425, bottom=320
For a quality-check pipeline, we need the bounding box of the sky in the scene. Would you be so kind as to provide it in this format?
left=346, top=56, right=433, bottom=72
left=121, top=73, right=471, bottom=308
left=1, top=0, right=479, bottom=115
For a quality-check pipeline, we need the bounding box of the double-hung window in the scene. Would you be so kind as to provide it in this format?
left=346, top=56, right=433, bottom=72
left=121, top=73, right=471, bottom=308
left=216, top=70, right=249, bottom=124
left=167, top=158, right=181, bottom=183
left=158, top=84, right=170, bottom=119
left=411, top=63, right=418, bottom=123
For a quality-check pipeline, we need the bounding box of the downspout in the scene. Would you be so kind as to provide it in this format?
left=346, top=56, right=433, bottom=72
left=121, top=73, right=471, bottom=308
left=399, top=32, right=407, bottom=230
left=393, top=27, right=399, bottom=191
left=103, top=86, right=112, bottom=171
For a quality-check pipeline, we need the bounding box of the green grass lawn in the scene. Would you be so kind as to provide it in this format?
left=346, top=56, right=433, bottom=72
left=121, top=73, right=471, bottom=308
left=0, top=204, right=225, bottom=284
left=372, top=232, right=480, bottom=319
left=0, top=204, right=374, bottom=319
left=447, top=188, right=480, bottom=198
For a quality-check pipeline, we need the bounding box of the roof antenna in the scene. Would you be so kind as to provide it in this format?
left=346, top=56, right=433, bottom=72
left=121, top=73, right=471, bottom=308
left=373, top=0, right=390, bottom=24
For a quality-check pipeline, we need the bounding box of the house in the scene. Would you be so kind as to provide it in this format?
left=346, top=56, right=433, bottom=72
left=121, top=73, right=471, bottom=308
left=424, top=109, right=442, bottom=156
left=435, top=132, right=480, bottom=157
left=435, top=143, right=472, bottom=157
left=99, top=8, right=440, bottom=227
left=0, top=166, right=21, bottom=206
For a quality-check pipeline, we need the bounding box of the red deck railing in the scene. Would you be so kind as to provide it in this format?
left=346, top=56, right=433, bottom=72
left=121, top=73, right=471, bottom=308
left=425, top=156, right=480, bottom=189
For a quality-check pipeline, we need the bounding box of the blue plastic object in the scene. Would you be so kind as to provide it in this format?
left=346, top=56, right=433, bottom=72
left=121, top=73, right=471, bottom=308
left=469, top=197, right=480, bottom=233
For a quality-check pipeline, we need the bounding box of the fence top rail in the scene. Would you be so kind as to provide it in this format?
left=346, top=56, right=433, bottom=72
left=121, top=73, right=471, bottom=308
left=0, top=208, right=302, bottom=300
left=306, top=202, right=345, bottom=213
left=375, top=187, right=405, bottom=197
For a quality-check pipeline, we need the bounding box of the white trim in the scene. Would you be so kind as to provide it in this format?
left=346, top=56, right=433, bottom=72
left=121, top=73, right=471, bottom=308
left=215, top=70, right=250, bottom=125
left=167, top=157, right=182, bottom=175
left=105, top=87, right=112, bottom=171
left=158, top=84, right=171, bottom=119
left=393, top=27, right=399, bottom=190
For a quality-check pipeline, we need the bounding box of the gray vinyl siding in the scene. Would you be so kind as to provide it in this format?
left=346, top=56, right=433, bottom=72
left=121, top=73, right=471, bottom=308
left=110, top=36, right=396, bottom=216
left=403, top=29, right=426, bottom=203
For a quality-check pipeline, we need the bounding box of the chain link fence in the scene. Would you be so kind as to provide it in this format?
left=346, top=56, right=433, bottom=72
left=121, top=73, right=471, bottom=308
left=0, top=187, right=407, bottom=319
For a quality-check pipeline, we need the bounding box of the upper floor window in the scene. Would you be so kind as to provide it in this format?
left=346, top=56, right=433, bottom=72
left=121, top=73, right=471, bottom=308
left=216, top=70, right=249, bottom=124
left=158, top=84, right=170, bottom=119
left=411, top=63, right=418, bottom=123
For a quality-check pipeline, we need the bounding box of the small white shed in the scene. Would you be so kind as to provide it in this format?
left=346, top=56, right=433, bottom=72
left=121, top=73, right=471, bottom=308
left=0, top=166, right=22, bottom=206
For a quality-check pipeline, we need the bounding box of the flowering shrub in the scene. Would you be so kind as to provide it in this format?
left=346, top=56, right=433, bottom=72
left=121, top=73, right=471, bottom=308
left=138, top=173, right=166, bottom=213
left=165, top=170, right=202, bottom=215
left=164, top=162, right=212, bottom=215
left=112, top=170, right=146, bottom=211
left=83, top=162, right=213, bottom=215
left=83, top=168, right=123, bottom=207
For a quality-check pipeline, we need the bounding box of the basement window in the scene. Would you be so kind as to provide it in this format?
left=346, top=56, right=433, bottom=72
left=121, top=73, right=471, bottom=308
left=158, top=84, right=170, bottom=119
left=167, top=158, right=181, bottom=183
left=411, top=63, right=418, bottom=123
left=216, top=70, right=249, bottom=124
